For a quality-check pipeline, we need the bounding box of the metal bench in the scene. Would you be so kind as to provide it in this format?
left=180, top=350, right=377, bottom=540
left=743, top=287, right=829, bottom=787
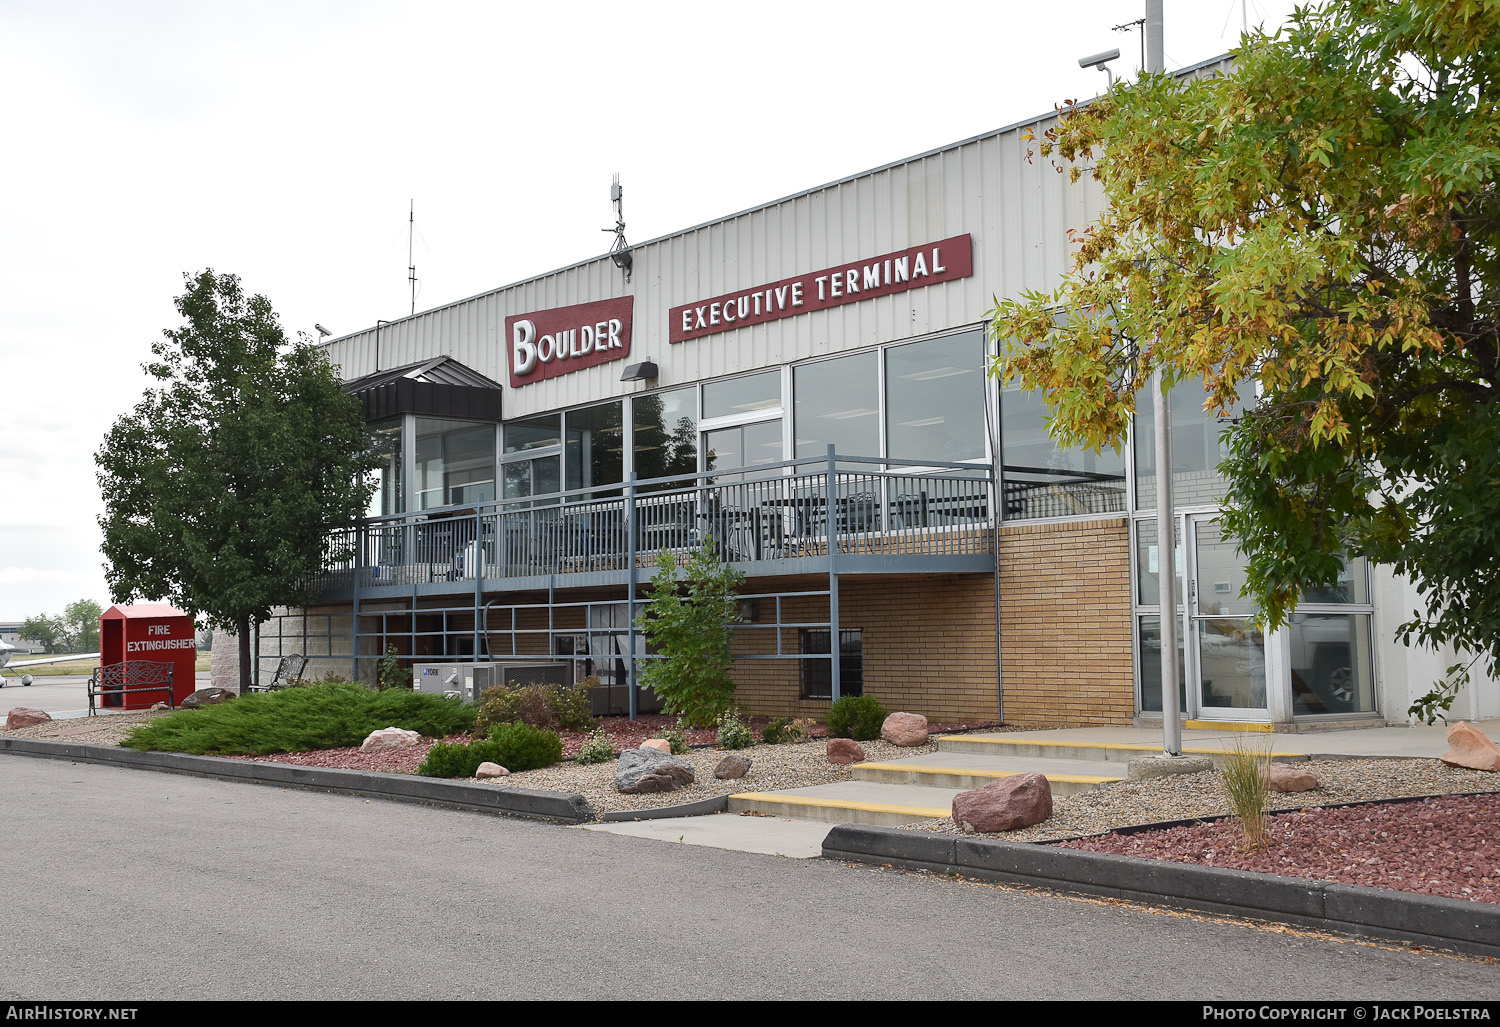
left=87, top=661, right=176, bottom=716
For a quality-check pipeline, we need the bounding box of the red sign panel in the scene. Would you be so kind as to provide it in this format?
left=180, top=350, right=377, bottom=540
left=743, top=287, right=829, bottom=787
left=505, top=296, right=634, bottom=388
left=669, top=234, right=972, bottom=344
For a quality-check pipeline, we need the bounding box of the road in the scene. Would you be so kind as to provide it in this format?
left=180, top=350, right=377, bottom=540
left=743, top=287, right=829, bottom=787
left=1, top=757, right=1495, bottom=1001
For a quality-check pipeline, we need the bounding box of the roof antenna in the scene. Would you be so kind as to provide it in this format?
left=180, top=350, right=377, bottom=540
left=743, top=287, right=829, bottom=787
left=408, top=199, right=418, bottom=315
left=602, top=174, right=633, bottom=282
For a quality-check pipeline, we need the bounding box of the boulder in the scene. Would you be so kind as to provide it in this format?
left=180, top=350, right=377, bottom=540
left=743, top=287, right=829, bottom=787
left=616, top=747, right=696, bottom=794
left=826, top=738, right=866, bottom=765
left=1260, top=762, right=1319, bottom=792
left=475, top=762, right=510, bottom=779
left=1440, top=722, right=1500, bottom=772
left=640, top=738, right=673, bottom=754
left=360, top=727, right=421, bottom=751
left=180, top=687, right=234, bottom=709
left=5, top=707, right=51, bottom=730
left=881, top=712, right=929, bottom=747
left=951, top=773, right=1053, bottom=833
left=714, top=753, right=751, bottom=779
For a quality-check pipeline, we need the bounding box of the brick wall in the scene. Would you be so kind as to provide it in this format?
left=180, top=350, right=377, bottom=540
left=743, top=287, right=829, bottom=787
left=998, top=516, right=1135, bottom=726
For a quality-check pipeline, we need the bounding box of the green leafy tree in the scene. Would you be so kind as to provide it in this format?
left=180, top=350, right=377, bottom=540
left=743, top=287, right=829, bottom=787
left=989, top=1, right=1500, bottom=720
left=635, top=539, right=746, bottom=727
left=19, top=615, right=67, bottom=654
left=96, top=270, right=375, bottom=694
left=63, top=599, right=103, bottom=652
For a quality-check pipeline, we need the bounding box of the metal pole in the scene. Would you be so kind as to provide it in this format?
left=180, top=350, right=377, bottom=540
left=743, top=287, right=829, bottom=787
left=1144, top=0, right=1183, bottom=757
left=826, top=445, right=841, bottom=703
left=626, top=473, right=638, bottom=721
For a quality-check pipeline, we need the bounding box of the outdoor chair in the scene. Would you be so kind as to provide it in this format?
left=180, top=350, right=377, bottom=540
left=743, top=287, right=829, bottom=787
left=248, top=653, right=308, bottom=693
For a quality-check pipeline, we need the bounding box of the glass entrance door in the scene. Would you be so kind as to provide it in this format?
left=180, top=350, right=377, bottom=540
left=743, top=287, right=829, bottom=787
left=1186, top=516, right=1267, bottom=717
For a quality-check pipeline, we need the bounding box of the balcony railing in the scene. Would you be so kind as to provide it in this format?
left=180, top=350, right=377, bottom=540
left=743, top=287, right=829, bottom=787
left=310, top=451, right=997, bottom=594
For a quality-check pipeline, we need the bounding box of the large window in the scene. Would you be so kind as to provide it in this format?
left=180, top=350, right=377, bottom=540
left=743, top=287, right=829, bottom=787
left=366, top=418, right=403, bottom=517
left=885, top=331, right=986, bottom=464
left=633, top=387, right=698, bottom=487
left=1134, top=378, right=1255, bottom=510
left=565, top=401, right=624, bottom=495
left=414, top=418, right=495, bottom=510
left=794, top=352, right=879, bottom=465
left=1000, top=382, right=1125, bottom=520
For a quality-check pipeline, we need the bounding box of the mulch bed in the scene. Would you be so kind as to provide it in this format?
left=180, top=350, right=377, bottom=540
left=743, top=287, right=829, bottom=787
left=218, top=715, right=998, bottom=775
left=1056, top=792, right=1500, bottom=905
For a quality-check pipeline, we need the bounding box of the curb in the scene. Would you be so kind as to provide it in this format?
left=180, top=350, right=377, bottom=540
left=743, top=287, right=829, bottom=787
left=0, top=736, right=595, bottom=824
left=600, top=795, right=729, bottom=822
left=821, top=824, right=1500, bottom=958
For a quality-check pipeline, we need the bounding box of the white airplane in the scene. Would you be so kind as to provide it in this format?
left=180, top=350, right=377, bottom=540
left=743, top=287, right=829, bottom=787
left=0, top=638, right=101, bottom=686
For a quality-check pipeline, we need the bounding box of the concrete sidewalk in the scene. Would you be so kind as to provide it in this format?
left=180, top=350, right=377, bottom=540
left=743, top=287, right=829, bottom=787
left=991, top=720, right=1500, bottom=759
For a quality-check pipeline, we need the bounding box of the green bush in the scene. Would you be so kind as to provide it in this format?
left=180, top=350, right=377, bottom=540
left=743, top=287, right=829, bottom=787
left=575, top=725, right=616, bottom=765
left=716, top=712, right=754, bottom=750
left=826, top=694, right=888, bottom=742
left=486, top=721, right=563, bottom=772
left=376, top=645, right=411, bottom=691
left=416, top=722, right=563, bottom=778
left=650, top=721, right=688, bottom=755
left=475, top=681, right=594, bottom=735
left=121, top=681, right=477, bottom=755
left=761, top=717, right=790, bottom=744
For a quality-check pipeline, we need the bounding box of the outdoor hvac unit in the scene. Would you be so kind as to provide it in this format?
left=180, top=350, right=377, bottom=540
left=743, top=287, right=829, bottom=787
left=413, top=660, right=574, bottom=702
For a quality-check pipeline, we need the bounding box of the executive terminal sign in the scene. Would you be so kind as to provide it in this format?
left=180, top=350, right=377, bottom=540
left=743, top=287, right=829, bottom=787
left=669, top=234, right=972, bottom=344
left=506, top=296, right=634, bottom=388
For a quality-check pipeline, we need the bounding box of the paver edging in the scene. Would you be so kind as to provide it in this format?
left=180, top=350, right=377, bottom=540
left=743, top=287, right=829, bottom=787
left=0, top=735, right=594, bottom=823
left=820, top=823, right=1500, bottom=957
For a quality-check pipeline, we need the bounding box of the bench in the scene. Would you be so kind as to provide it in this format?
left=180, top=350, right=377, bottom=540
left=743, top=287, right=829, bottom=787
left=87, top=661, right=176, bottom=716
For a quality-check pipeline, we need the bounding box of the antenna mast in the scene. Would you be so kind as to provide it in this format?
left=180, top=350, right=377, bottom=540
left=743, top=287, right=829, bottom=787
left=408, top=199, right=418, bottom=316
left=602, top=174, right=633, bottom=282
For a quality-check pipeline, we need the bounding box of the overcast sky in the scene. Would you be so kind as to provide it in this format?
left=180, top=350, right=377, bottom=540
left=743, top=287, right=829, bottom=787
left=0, top=0, right=1309, bottom=625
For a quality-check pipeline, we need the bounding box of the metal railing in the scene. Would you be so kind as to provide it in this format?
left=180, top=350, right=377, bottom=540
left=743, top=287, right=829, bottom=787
left=310, top=451, right=996, bottom=592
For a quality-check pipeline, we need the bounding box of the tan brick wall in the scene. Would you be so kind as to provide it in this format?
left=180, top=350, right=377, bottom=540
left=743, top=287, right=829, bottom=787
left=998, top=517, right=1135, bottom=726
left=728, top=574, right=1000, bottom=723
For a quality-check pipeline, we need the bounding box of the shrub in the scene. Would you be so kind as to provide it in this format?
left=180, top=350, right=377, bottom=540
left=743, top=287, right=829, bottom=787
left=1219, top=735, right=1273, bottom=851
left=761, top=717, right=790, bottom=744
left=121, top=681, right=477, bottom=755
left=826, top=694, right=888, bottom=742
left=716, top=711, right=754, bottom=750
left=575, top=725, right=617, bottom=765
left=376, top=645, right=411, bottom=691
left=418, top=737, right=497, bottom=779
left=635, top=540, right=746, bottom=727
left=650, top=720, right=688, bottom=755
left=475, top=681, right=594, bottom=735
left=487, top=721, right=563, bottom=772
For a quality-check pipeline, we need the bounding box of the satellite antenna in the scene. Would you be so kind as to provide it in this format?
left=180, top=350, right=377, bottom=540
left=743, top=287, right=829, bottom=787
left=602, top=174, right=633, bottom=282
left=407, top=200, right=418, bottom=316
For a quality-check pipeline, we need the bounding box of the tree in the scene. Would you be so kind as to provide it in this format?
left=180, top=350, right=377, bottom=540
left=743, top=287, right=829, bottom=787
left=96, top=270, right=375, bottom=694
left=63, top=599, right=103, bottom=652
left=19, top=615, right=67, bottom=654
left=635, top=539, right=746, bottom=727
left=988, top=1, right=1499, bottom=718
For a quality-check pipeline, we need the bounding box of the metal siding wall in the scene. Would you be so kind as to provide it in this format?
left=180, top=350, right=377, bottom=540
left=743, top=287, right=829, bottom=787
left=324, top=115, right=1095, bottom=418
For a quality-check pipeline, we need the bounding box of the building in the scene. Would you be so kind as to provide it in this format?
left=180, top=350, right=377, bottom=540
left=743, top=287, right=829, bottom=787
left=232, top=57, right=1499, bottom=728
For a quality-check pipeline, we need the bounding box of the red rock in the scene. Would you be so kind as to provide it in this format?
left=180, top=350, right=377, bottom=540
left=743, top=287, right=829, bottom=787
left=951, top=772, right=1053, bottom=833
left=640, top=738, right=672, bottom=754
left=1260, top=762, right=1319, bottom=792
left=475, top=762, right=510, bottom=779
left=1440, top=722, right=1500, bottom=772
left=881, top=712, right=929, bottom=747
left=827, top=738, right=866, bottom=765
left=5, top=708, right=51, bottom=730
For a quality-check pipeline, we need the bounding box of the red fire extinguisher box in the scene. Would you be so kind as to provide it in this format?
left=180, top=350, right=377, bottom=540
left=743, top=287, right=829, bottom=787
left=100, top=604, right=197, bottom=709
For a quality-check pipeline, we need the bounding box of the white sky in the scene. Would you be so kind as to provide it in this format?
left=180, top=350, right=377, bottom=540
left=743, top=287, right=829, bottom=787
left=0, top=0, right=1308, bottom=624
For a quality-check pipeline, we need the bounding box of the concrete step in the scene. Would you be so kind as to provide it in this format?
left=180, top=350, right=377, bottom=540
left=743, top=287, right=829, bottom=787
left=850, top=751, right=1123, bottom=795
left=936, top=732, right=1307, bottom=767
left=729, top=781, right=960, bottom=826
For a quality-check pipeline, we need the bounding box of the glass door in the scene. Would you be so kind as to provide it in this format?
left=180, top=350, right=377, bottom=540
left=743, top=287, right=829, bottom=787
left=1186, top=516, right=1267, bottom=717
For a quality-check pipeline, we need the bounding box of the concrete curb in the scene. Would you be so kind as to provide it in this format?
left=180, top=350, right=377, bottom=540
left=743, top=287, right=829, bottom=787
left=0, top=736, right=595, bottom=824
left=821, top=824, right=1500, bottom=958
left=600, top=794, right=729, bottom=822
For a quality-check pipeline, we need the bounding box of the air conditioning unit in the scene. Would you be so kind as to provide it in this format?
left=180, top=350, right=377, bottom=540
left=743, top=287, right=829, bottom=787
left=414, top=660, right=576, bottom=703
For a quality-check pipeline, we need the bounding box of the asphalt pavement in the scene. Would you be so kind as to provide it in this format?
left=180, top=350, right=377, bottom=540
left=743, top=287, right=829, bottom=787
left=1, top=757, right=1495, bottom=1001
